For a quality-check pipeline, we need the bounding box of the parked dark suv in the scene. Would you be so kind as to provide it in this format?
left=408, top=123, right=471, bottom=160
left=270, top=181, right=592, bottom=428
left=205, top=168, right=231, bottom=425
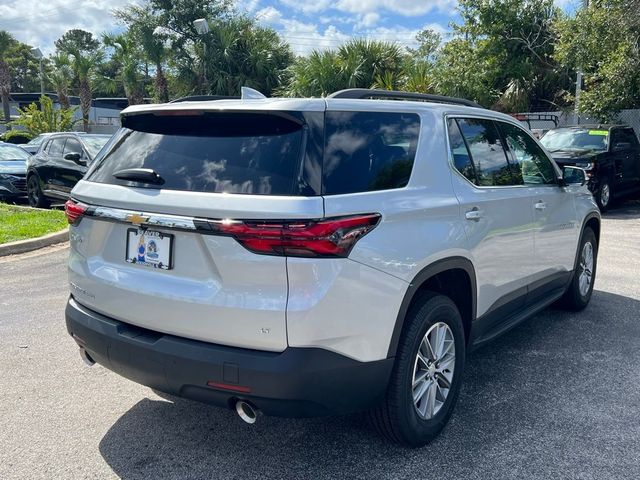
left=26, top=132, right=111, bottom=208
left=541, top=125, right=640, bottom=210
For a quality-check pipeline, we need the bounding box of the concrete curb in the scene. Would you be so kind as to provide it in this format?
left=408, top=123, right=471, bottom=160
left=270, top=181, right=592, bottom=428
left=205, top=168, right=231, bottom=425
left=0, top=228, right=69, bottom=257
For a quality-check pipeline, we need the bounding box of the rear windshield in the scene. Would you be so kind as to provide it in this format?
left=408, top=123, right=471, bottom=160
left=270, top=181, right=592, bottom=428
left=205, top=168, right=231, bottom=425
left=86, top=112, right=305, bottom=196
left=323, top=111, right=420, bottom=195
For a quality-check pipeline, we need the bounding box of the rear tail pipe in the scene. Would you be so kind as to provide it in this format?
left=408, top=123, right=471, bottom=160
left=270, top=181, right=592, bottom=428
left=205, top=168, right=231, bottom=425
left=235, top=400, right=259, bottom=424
left=79, top=347, right=95, bottom=366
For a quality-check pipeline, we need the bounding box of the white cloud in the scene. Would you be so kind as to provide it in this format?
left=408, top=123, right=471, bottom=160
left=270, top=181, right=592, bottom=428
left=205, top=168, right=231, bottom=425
left=280, top=0, right=457, bottom=17
left=356, top=12, right=380, bottom=28
left=255, top=6, right=282, bottom=24
left=0, top=0, right=133, bottom=55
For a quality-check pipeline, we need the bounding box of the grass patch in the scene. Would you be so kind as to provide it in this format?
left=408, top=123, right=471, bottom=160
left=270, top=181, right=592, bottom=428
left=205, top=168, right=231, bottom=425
left=0, top=203, right=67, bottom=244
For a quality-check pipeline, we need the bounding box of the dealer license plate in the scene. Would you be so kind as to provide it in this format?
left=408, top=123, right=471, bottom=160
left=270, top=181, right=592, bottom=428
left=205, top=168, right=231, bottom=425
left=126, top=229, right=173, bottom=270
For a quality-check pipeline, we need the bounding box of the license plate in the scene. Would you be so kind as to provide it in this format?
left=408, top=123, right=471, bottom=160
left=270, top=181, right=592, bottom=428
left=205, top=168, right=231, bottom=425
left=126, top=229, right=173, bottom=270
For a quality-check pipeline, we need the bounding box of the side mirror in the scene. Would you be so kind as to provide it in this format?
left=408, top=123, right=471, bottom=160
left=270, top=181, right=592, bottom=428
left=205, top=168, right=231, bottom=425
left=612, top=142, right=631, bottom=152
left=561, top=166, right=587, bottom=186
left=64, top=152, right=86, bottom=166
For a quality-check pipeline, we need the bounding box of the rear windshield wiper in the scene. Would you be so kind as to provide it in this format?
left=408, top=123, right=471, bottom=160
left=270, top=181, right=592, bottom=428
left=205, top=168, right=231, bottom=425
left=113, top=168, right=165, bottom=185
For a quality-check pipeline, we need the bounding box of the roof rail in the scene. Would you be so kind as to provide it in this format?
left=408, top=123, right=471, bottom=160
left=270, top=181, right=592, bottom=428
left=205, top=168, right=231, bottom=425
left=328, top=88, right=482, bottom=108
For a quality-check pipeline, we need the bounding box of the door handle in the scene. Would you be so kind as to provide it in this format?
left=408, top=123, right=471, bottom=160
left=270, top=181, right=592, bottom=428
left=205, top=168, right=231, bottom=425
left=534, top=201, right=547, bottom=210
left=465, top=208, right=483, bottom=221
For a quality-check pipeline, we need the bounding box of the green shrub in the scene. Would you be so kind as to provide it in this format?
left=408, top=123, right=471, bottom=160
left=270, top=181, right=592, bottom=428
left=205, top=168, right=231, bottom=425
left=9, top=95, right=75, bottom=136
left=1, top=129, right=33, bottom=144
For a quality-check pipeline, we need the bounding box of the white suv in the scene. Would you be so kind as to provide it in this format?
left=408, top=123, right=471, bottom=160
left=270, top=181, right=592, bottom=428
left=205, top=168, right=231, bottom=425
left=64, top=88, right=600, bottom=446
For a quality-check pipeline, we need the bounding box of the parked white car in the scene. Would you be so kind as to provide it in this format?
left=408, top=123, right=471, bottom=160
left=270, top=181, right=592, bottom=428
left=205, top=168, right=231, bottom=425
left=64, top=88, right=600, bottom=446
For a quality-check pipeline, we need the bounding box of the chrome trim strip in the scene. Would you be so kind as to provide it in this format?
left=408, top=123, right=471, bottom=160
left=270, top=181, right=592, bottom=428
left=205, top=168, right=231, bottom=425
left=89, top=205, right=201, bottom=231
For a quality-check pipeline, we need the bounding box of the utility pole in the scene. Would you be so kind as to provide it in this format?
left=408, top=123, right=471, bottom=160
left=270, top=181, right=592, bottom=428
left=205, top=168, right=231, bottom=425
left=193, top=19, right=210, bottom=95
left=574, top=0, right=589, bottom=124
left=30, top=47, right=44, bottom=97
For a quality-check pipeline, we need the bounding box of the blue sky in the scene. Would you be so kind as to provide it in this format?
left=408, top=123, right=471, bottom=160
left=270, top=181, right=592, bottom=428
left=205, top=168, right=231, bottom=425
left=0, top=0, right=580, bottom=56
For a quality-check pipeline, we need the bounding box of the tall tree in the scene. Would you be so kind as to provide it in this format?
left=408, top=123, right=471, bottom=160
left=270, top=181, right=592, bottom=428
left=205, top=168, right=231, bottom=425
left=555, top=0, right=640, bottom=120
left=48, top=54, right=74, bottom=109
left=55, top=29, right=103, bottom=130
left=114, top=7, right=170, bottom=102
left=102, top=32, right=145, bottom=105
left=55, top=29, right=100, bottom=57
left=281, top=39, right=403, bottom=97
left=0, top=31, right=14, bottom=123
left=440, top=0, right=568, bottom=110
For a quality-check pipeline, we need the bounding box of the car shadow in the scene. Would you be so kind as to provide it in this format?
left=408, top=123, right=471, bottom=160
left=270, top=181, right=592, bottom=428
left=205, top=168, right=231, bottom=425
left=99, top=290, right=640, bottom=480
left=604, top=194, right=640, bottom=219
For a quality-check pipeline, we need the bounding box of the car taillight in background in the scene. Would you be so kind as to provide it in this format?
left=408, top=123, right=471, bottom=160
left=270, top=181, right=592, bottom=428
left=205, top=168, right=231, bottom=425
left=209, top=213, right=381, bottom=258
left=64, top=199, right=88, bottom=225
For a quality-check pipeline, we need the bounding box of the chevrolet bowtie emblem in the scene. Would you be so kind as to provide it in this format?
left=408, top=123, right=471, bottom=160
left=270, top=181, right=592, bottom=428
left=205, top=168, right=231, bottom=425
left=126, top=213, right=149, bottom=225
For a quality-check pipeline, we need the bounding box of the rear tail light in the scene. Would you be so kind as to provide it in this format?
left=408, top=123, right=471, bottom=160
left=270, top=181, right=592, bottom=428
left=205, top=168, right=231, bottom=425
left=64, top=199, right=87, bottom=225
left=210, top=213, right=381, bottom=258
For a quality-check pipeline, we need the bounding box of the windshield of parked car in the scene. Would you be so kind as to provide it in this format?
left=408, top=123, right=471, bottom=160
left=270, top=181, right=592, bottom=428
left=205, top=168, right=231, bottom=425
left=27, top=134, right=48, bottom=146
left=540, top=128, right=609, bottom=152
left=0, top=144, right=31, bottom=161
left=82, top=136, right=111, bottom=158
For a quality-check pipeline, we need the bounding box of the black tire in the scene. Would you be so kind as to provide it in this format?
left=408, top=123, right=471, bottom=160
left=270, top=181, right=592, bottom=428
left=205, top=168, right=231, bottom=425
left=596, top=177, right=611, bottom=211
left=369, top=292, right=466, bottom=447
left=558, top=227, right=598, bottom=311
left=27, top=174, right=50, bottom=209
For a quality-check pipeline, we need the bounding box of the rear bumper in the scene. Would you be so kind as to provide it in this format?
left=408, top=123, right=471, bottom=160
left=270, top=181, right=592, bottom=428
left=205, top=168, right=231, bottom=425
left=65, top=297, right=393, bottom=417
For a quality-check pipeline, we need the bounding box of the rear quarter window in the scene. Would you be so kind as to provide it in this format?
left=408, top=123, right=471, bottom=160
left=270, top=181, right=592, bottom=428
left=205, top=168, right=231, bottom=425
left=323, top=111, right=420, bottom=195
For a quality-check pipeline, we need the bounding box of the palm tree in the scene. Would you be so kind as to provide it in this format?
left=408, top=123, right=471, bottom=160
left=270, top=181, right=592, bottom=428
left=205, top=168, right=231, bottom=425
left=48, top=53, right=74, bottom=109
left=68, top=50, right=102, bottom=131
left=102, top=33, right=144, bottom=106
left=138, top=25, right=169, bottom=103
left=280, top=39, right=404, bottom=97
left=0, top=31, right=15, bottom=124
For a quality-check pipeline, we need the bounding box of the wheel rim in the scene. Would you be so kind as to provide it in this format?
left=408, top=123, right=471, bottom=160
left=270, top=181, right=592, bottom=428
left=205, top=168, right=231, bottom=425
left=578, top=241, right=594, bottom=297
left=600, top=183, right=610, bottom=207
left=27, top=177, right=39, bottom=206
left=412, top=322, right=456, bottom=420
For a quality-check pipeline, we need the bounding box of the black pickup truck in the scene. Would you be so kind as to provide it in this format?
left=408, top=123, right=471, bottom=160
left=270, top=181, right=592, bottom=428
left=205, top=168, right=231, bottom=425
left=541, top=125, right=640, bottom=210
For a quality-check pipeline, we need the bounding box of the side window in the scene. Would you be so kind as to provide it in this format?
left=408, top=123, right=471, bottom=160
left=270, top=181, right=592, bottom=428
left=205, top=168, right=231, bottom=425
left=612, top=128, right=639, bottom=149
left=48, top=138, right=66, bottom=156
left=447, top=118, right=476, bottom=183
left=63, top=138, right=83, bottom=156
left=499, top=122, right=557, bottom=185
left=323, top=111, right=420, bottom=195
left=456, top=118, right=515, bottom=186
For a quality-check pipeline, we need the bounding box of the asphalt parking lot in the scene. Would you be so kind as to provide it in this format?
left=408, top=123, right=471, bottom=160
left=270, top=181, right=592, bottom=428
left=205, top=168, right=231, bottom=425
left=1, top=200, right=639, bottom=480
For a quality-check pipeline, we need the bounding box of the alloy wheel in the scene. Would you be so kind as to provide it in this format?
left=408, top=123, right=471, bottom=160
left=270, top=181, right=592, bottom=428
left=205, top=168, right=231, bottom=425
left=600, top=183, right=610, bottom=208
left=578, top=241, right=594, bottom=297
left=412, top=322, right=456, bottom=419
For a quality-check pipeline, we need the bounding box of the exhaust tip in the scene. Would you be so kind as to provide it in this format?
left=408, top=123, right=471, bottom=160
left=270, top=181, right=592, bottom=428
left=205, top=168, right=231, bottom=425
left=235, top=400, right=258, bottom=424
left=79, top=347, right=95, bottom=366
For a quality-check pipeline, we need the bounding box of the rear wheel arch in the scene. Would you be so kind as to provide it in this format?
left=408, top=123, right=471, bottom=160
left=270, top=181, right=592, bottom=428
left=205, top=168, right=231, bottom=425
left=386, top=257, right=477, bottom=358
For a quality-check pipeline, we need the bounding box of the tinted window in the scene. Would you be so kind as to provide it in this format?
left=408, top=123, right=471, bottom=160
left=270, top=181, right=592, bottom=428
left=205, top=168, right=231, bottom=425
left=447, top=118, right=476, bottom=183
left=611, top=128, right=639, bottom=149
left=499, top=122, right=557, bottom=185
left=323, top=111, right=420, bottom=195
left=48, top=138, right=66, bottom=156
left=63, top=138, right=83, bottom=156
left=456, top=118, right=514, bottom=186
left=87, top=112, right=305, bottom=195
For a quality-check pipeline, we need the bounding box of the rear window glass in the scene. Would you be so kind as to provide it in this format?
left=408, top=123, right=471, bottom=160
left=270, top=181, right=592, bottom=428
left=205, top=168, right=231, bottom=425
left=86, top=112, right=305, bottom=195
left=323, top=111, right=420, bottom=195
